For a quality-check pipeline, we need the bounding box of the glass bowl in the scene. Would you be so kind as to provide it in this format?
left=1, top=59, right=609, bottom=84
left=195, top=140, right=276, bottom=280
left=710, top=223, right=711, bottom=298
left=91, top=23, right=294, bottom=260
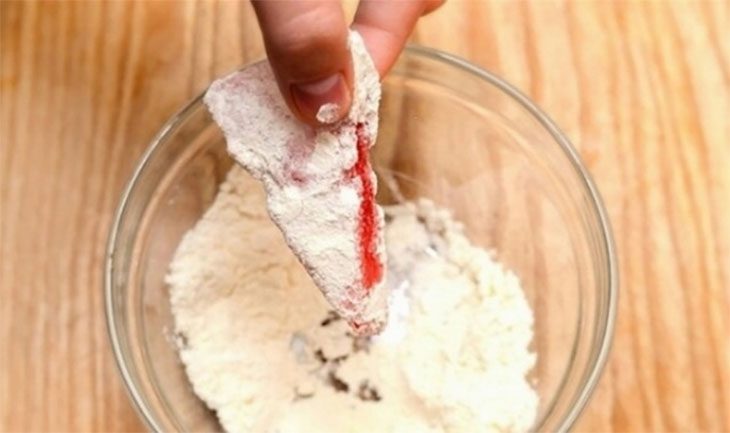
left=105, top=46, right=617, bottom=432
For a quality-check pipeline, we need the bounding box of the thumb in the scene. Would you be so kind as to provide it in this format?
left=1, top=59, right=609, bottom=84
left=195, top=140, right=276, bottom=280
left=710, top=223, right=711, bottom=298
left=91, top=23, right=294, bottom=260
left=252, top=1, right=353, bottom=126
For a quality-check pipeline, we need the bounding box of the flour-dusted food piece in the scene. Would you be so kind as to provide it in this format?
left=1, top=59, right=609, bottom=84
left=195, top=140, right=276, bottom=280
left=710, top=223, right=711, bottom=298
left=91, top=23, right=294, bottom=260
left=204, top=32, right=386, bottom=335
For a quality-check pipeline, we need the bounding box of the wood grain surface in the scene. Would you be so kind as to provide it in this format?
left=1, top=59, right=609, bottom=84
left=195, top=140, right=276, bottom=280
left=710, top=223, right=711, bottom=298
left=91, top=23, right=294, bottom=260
left=1, top=1, right=728, bottom=432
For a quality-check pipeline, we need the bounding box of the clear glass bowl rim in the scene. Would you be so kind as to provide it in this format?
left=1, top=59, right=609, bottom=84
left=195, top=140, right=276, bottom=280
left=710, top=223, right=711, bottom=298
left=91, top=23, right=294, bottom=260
left=105, top=44, right=618, bottom=433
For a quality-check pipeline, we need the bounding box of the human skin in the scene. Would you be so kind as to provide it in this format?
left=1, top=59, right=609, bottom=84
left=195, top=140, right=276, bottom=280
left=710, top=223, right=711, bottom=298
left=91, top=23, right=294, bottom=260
left=252, top=0, right=444, bottom=126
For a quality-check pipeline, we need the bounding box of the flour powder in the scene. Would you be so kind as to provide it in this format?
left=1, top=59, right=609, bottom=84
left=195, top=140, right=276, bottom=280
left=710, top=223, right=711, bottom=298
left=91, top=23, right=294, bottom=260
left=167, top=167, right=538, bottom=433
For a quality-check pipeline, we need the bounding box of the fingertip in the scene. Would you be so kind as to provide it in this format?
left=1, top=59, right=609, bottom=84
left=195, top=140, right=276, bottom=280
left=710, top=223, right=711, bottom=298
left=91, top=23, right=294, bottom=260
left=351, top=24, right=401, bottom=78
left=353, top=0, right=444, bottom=78
left=253, top=1, right=354, bottom=126
left=290, top=73, right=352, bottom=125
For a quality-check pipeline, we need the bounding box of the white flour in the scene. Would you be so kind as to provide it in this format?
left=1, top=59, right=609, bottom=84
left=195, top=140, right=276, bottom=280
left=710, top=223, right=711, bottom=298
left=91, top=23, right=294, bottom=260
left=316, top=103, right=341, bottom=124
left=167, top=167, right=538, bottom=433
left=203, top=31, right=386, bottom=335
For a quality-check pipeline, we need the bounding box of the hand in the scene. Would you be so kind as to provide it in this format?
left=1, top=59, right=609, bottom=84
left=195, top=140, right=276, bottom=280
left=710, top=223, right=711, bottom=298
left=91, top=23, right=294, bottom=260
left=252, top=0, right=443, bottom=126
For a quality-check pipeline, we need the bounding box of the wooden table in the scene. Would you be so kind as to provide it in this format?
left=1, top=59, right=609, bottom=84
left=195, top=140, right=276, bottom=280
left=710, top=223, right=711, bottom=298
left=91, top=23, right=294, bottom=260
left=1, top=1, right=728, bottom=431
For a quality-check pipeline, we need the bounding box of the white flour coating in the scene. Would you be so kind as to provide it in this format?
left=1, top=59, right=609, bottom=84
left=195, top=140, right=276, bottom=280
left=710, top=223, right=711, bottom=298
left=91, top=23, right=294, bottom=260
left=203, top=31, right=386, bottom=335
left=316, top=103, right=341, bottom=124
left=167, top=167, right=539, bottom=433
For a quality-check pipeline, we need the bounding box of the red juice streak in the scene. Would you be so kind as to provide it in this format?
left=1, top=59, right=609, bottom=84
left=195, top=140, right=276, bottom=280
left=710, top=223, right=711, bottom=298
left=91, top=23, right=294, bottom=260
left=347, top=123, right=383, bottom=292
